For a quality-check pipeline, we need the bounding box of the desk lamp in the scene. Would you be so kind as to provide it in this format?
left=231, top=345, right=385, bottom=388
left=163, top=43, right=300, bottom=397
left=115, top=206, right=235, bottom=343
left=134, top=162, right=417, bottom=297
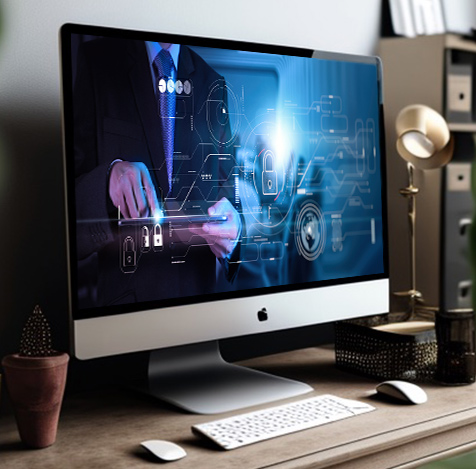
left=394, top=104, right=454, bottom=320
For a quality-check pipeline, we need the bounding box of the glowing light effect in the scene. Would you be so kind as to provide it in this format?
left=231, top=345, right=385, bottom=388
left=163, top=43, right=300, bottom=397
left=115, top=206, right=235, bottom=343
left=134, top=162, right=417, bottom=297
left=154, top=208, right=165, bottom=223
left=270, top=123, right=292, bottom=173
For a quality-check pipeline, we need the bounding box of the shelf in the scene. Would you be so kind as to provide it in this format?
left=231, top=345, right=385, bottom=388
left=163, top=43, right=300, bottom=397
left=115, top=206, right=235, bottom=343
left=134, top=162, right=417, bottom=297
left=448, top=122, right=476, bottom=132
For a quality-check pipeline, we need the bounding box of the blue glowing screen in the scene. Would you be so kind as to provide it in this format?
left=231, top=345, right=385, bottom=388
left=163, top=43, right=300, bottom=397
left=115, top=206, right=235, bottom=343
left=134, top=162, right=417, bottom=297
left=192, top=47, right=385, bottom=292
left=69, top=35, right=386, bottom=310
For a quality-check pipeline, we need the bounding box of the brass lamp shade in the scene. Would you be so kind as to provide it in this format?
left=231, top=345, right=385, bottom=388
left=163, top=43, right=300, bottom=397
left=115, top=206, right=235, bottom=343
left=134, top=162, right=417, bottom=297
left=396, top=104, right=454, bottom=170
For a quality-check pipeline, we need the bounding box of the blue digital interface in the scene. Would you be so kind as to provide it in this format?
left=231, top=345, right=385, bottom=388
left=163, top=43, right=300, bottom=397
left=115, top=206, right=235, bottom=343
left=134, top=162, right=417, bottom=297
left=69, top=35, right=385, bottom=310
left=188, top=46, right=385, bottom=292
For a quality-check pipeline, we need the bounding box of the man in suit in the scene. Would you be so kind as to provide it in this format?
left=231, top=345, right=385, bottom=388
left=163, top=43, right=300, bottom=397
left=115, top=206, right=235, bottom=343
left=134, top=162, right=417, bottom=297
left=73, top=36, right=241, bottom=308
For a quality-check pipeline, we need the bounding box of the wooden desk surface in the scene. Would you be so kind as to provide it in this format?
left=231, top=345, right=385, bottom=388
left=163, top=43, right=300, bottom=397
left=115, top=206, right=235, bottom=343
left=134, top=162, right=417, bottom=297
left=2, top=346, right=476, bottom=469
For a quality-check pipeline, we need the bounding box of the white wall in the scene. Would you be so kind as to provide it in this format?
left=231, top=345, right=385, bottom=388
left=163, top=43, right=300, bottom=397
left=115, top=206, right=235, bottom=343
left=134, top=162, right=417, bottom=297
left=442, top=0, right=476, bottom=34
left=0, top=0, right=382, bottom=357
left=0, top=0, right=382, bottom=114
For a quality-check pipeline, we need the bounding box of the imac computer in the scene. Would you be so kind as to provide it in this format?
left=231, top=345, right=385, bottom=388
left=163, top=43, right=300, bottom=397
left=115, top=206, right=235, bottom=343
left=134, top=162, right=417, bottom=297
left=61, top=23, right=389, bottom=414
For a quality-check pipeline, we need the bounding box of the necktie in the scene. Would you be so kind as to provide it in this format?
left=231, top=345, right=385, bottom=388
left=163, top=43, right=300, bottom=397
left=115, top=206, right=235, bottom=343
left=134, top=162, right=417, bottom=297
left=153, top=49, right=175, bottom=192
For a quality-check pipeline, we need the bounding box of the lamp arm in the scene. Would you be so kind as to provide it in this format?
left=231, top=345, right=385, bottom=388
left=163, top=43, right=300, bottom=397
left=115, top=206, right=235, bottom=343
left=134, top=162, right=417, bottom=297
left=397, top=162, right=422, bottom=319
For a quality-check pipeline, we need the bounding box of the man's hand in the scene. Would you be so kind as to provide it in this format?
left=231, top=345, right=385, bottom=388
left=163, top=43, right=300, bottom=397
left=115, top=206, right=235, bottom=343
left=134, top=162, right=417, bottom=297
left=189, top=198, right=241, bottom=260
left=108, top=161, right=160, bottom=219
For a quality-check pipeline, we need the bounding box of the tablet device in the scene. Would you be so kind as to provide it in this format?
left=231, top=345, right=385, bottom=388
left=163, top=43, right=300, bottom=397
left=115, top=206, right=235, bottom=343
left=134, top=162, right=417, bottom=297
left=118, top=214, right=228, bottom=227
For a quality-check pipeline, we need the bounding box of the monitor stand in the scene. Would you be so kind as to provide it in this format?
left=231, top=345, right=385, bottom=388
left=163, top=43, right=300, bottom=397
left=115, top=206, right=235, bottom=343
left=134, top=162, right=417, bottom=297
left=147, top=341, right=313, bottom=414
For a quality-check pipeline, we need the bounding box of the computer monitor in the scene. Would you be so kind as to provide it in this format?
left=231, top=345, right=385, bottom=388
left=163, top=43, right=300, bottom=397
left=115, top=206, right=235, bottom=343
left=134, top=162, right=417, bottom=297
left=60, top=23, right=389, bottom=414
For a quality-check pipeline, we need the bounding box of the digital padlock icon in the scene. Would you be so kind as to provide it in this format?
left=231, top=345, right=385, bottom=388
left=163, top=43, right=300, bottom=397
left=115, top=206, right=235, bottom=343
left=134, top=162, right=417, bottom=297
left=262, top=150, right=278, bottom=195
left=153, top=223, right=163, bottom=251
left=141, top=225, right=150, bottom=252
left=332, top=218, right=343, bottom=252
left=122, top=236, right=137, bottom=270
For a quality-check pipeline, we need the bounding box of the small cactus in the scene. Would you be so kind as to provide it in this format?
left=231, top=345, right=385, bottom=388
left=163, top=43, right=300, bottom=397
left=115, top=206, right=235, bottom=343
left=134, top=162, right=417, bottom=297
left=19, top=305, right=55, bottom=357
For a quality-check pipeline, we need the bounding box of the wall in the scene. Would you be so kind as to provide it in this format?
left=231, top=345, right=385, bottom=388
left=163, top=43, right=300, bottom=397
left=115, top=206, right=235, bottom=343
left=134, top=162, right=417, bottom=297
left=0, top=0, right=382, bottom=366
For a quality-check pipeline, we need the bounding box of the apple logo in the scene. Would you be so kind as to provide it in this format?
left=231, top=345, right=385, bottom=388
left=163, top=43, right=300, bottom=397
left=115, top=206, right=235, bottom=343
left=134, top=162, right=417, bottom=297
left=257, top=308, right=268, bottom=322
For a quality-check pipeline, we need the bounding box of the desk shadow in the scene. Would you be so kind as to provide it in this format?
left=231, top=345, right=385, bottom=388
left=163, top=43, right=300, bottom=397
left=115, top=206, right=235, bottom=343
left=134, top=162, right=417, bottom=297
left=131, top=448, right=167, bottom=464
left=253, top=358, right=375, bottom=386
left=183, top=434, right=221, bottom=452
left=0, top=441, right=30, bottom=452
left=368, top=392, right=417, bottom=406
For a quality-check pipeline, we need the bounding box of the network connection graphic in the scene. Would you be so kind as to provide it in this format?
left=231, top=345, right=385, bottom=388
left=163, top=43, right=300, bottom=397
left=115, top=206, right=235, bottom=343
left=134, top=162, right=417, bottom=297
left=186, top=48, right=385, bottom=292
left=114, top=47, right=384, bottom=294
left=72, top=35, right=385, bottom=308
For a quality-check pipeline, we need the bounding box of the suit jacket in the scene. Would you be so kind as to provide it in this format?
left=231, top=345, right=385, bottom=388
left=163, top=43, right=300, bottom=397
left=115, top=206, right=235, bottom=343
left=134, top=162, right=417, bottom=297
left=73, top=38, right=237, bottom=308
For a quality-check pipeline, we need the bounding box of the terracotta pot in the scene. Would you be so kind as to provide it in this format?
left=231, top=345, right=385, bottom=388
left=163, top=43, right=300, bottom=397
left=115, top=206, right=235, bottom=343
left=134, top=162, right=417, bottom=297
left=2, top=352, right=69, bottom=448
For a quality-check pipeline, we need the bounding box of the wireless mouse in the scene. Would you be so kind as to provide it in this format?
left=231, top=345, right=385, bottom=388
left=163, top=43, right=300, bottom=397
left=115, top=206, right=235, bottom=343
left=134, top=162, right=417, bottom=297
left=141, top=439, right=187, bottom=461
left=376, top=380, right=428, bottom=404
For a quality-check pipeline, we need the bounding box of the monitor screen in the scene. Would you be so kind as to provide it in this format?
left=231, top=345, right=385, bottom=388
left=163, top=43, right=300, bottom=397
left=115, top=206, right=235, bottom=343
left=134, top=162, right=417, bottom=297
left=61, top=24, right=388, bottom=362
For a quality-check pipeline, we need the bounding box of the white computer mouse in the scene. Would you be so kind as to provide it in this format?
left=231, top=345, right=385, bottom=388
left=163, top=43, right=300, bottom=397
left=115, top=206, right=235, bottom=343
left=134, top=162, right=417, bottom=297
left=376, top=380, right=428, bottom=404
left=141, top=439, right=187, bottom=461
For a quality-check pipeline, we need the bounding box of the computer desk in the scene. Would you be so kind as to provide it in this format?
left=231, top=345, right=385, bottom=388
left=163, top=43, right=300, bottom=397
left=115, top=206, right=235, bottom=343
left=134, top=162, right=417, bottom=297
left=1, top=345, right=476, bottom=468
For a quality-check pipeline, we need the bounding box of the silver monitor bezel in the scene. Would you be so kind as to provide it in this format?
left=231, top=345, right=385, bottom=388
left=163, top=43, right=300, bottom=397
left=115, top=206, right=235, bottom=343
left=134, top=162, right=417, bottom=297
left=60, top=23, right=389, bottom=360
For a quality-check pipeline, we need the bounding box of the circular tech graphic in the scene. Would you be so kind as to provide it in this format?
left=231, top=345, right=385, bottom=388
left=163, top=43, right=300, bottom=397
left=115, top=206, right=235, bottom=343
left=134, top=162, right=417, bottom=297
left=241, top=121, right=296, bottom=231
left=206, top=81, right=240, bottom=146
left=158, top=78, right=166, bottom=94
left=183, top=80, right=192, bottom=95
left=295, top=202, right=326, bottom=261
left=167, top=79, right=175, bottom=93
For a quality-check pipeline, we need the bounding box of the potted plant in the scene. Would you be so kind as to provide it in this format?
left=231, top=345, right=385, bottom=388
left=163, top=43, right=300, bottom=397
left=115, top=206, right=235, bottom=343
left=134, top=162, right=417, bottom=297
left=2, top=305, right=69, bottom=448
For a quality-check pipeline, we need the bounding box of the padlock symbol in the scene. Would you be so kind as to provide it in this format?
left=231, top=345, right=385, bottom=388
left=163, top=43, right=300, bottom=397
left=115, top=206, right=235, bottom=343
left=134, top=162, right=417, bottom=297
left=153, top=223, right=163, bottom=251
left=141, top=226, right=150, bottom=252
left=332, top=218, right=343, bottom=252
left=262, top=150, right=278, bottom=195
left=122, top=236, right=137, bottom=272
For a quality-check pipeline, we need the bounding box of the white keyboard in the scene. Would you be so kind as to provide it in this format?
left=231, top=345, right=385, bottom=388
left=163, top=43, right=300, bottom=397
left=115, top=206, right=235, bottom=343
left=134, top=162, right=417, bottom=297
left=192, top=394, right=375, bottom=450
